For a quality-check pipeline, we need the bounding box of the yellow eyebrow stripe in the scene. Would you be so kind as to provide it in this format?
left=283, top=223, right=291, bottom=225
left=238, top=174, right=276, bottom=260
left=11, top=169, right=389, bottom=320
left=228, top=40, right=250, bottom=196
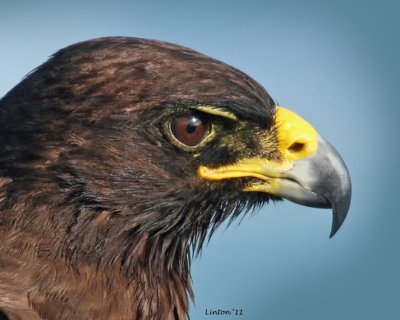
left=191, top=106, right=238, bottom=121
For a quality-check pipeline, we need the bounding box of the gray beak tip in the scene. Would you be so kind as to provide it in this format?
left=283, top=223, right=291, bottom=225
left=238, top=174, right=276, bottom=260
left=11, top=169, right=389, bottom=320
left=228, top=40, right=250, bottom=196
left=329, top=186, right=352, bottom=238
left=329, top=165, right=352, bottom=238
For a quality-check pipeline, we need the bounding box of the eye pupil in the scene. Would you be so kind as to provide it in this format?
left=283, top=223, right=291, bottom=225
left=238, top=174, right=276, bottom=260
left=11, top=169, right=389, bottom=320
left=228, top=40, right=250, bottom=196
left=171, top=115, right=208, bottom=147
left=186, top=123, right=197, bottom=134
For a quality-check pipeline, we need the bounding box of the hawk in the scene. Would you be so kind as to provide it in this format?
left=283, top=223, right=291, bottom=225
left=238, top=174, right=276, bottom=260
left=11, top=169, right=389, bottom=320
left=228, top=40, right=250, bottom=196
left=0, top=37, right=351, bottom=320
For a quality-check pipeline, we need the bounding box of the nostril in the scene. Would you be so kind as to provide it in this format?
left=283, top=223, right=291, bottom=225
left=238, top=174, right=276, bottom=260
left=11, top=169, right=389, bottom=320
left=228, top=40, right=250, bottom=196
left=288, top=142, right=305, bottom=153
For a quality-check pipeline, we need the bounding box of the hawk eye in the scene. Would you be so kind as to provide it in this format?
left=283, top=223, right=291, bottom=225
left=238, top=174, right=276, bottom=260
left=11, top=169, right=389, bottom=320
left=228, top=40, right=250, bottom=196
left=171, top=115, right=209, bottom=147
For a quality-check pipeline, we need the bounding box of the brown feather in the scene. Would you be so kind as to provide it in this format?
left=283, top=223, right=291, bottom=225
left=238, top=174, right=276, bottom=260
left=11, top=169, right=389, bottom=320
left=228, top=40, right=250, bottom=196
left=0, top=37, right=275, bottom=319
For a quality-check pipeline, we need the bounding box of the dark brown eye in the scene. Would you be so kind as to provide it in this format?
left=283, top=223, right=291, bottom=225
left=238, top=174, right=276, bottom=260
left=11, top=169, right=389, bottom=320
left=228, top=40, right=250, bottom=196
left=171, top=115, right=208, bottom=147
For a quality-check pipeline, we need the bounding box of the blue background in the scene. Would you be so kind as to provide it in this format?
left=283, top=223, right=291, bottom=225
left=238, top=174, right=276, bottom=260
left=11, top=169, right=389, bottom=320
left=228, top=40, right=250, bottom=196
left=1, top=1, right=398, bottom=319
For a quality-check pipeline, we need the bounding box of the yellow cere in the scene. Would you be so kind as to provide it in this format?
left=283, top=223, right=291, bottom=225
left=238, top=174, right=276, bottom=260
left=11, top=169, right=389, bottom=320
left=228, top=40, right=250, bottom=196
left=275, top=106, right=318, bottom=161
left=192, top=106, right=238, bottom=121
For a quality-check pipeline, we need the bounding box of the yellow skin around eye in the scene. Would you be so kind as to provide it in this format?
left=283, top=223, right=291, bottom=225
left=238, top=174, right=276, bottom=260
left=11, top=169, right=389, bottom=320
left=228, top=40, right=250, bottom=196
left=191, top=106, right=238, bottom=121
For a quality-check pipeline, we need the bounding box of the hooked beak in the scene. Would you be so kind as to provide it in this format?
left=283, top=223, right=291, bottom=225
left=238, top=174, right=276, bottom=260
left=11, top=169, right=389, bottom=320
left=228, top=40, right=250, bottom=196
left=198, top=106, right=352, bottom=237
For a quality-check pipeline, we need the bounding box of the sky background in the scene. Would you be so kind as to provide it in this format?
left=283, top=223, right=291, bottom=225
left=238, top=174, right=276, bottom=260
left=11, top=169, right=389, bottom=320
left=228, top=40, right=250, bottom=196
left=1, top=1, right=399, bottom=319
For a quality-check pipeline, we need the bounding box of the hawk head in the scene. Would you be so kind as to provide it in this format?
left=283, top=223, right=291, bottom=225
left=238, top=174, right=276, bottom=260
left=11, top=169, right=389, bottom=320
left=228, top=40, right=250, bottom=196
left=0, top=37, right=351, bottom=319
